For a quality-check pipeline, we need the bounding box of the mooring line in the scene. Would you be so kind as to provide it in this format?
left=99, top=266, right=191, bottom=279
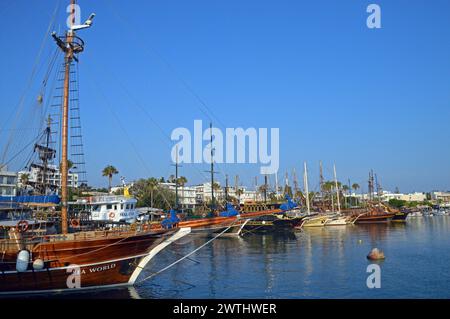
left=136, top=223, right=236, bottom=285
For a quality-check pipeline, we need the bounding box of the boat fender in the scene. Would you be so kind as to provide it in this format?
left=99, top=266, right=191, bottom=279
left=16, top=250, right=30, bottom=272
left=70, top=219, right=80, bottom=228
left=33, top=258, right=45, bottom=270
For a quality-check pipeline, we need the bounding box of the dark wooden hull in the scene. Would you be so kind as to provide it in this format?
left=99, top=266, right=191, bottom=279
left=243, top=216, right=303, bottom=233
left=0, top=256, right=140, bottom=293
left=152, top=209, right=283, bottom=233
left=0, top=228, right=184, bottom=294
left=355, top=213, right=395, bottom=224
left=392, top=212, right=409, bottom=222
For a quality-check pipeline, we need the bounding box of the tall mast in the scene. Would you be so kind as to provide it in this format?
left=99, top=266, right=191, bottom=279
left=275, top=173, right=279, bottom=196
left=304, top=162, right=310, bottom=215
left=293, top=168, right=299, bottom=196
left=319, top=161, right=324, bottom=197
left=52, top=0, right=94, bottom=234
left=333, top=164, right=341, bottom=213
left=264, top=175, right=268, bottom=203
left=61, top=0, right=75, bottom=235
left=174, top=145, right=179, bottom=210
left=225, top=174, right=229, bottom=203
left=210, top=122, right=215, bottom=210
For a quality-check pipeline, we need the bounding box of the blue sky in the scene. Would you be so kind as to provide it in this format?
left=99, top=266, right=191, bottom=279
left=1, top=0, right=450, bottom=192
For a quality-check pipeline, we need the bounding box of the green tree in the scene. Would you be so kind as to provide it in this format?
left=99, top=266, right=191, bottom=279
left=59, top=159, right=74, bottom=171
left=388, top=198, right=407, bottom=208
left=131, top=178, right=175, bottom=210
left=102, top=165, right=119, bottom=191
left=20, top=173, right=29, bottom=186
left=352, top=183, right=360, bottom=192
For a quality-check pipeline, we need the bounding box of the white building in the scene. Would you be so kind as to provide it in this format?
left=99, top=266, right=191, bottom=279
left=0, top=165, right=17, bottom=196
left=347, top=191, right=427, bottom=203
left=398, top=192, right=427, bottom=202
left=159, top=182, right=197, bottom=209
left=431, top=192, right=450, bottom=203
left=18, top=164, right=78, bottom=189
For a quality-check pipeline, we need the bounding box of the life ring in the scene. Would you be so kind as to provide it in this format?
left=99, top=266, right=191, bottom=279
left=70, top=219, right=80, bottom=228
left=17, top=220, right=29, bottom=233
left=109, top=212, right=115, bottom=219
left=143, top=224, right=149, bottom=231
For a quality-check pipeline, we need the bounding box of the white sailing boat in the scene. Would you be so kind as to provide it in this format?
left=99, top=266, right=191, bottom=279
left=300, top=162, right=331, bottom=228
left=324, top=164, right=349, bottom=226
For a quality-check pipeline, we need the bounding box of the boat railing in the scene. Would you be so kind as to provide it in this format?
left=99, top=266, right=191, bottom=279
left=0, top=224, right=149, bottom=251
left=78, top=195, right=134, bottom=204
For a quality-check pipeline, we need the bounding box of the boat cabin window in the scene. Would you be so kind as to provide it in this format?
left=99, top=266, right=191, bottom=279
left=114, top=205, right=117, bottom=210
left=92, top=205, right=101, bottom=212
left=126, top=204, right=130, bottom=209
left=107, top=204, right=112, bottom=210
left=121, top=204, right=124, bottom=210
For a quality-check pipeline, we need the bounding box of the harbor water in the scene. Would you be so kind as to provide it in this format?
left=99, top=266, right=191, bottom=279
left=56, top=216, right=450, bottom=299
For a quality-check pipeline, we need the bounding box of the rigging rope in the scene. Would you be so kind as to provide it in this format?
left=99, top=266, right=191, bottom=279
left=0, top=0, right=61, bottom=163
left=136, top=221, right=238, bottom=285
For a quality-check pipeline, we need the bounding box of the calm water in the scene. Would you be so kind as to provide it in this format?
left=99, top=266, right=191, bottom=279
left=43, top=216, right=450, bottom=299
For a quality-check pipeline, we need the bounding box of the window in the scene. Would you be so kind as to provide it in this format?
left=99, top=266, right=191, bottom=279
left=107, top=204, right=112, bottom=209
left=121, top=204, right=124, bottom=210
left=114, top=205, right=117, bottom=210
left=126, top=204, right=130, bottom=209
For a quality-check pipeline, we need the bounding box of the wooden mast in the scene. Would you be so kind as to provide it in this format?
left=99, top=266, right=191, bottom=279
left=210, top=122, right=215, bottom=211
left=60, top=0, right=76, bottom=234
left=304, top=162, right=311, bottom=215
left=333, top=163, right=341, bottom=213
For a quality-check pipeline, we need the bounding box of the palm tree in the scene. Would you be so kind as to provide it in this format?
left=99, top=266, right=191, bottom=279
left=342, top=184, right=350, bottom=208
left=102, top=165, right=119, bottom=191
left=352, top=183, right=360, bottom=206
left=147, top=177, right=159, bottom=207
left=59, top=159, right=74, bottom=172
left=236, top=188, right=244, bottom=203
left=20, top=173, right=29, bottom=187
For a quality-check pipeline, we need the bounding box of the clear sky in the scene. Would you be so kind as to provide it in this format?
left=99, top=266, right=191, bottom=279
left=1, top=0, right=449, bottom=193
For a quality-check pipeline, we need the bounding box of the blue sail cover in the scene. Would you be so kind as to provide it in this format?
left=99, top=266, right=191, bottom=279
left=280, top=195, right=298, bottom=211
left=219, top=203, right=239, bottom=217
left=161, top=209, right=181, bottom=229
left=0, top=195, right=60, bottom=205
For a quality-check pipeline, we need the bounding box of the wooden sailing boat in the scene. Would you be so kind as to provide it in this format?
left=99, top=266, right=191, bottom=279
left=353, top=171, right=395, bottom=224
left=0, top=0, right=190, bottom=294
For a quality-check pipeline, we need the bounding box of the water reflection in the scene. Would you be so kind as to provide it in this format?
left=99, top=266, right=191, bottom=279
left=41, top=217, right=450, bottom=299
